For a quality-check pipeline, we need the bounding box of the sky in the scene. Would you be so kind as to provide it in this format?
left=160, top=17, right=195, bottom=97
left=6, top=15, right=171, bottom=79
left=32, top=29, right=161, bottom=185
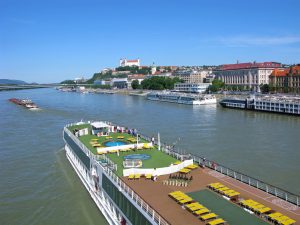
left=1, top=0, right=300, bottom=83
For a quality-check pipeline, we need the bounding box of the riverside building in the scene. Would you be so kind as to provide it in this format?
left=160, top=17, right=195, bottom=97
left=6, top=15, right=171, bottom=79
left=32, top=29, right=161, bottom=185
left=269, top=65, right=300, bottom=93
left=214, top=62, right=282, bottom=91
left=174, top=70, right=212, bottom=83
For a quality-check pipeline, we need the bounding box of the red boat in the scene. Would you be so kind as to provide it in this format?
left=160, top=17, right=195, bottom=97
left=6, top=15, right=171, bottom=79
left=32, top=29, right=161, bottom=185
left=9, top=98, right=39, bottom=110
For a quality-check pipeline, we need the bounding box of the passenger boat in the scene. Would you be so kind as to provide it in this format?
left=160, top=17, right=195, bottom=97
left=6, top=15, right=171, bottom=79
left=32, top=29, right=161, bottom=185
left=9, top=98, right=39, bottom=110
left=63, top=120, right=299, bottom=225
left=147, top=91, right=217, bottom=105
left=219, top=95, right=300, bottom=115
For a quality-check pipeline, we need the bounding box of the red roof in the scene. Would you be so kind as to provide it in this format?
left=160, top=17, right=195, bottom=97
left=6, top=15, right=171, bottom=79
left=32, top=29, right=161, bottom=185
left=291, top=65, right=300, bottom=75
left=270, top=68, right=288, bottom=77
left=270, top=65, right=300, bottom=77
left=220, top=62, right=281, bottom=70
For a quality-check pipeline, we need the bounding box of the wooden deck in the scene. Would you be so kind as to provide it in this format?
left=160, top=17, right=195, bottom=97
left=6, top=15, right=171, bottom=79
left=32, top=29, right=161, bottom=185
left=121, top=167, right=300, bottom=225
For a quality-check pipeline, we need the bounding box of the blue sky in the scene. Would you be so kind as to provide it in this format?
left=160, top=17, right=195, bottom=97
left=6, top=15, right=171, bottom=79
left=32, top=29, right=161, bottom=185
left=1, top=0, right=300, bottom=83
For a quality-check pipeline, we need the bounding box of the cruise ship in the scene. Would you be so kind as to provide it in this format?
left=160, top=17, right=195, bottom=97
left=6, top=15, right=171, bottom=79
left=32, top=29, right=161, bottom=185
left=219, top=95, right=300, bottom=115
left=147, top=91, right=217, bottom=105
left=63, top=121, right=299, bottom=225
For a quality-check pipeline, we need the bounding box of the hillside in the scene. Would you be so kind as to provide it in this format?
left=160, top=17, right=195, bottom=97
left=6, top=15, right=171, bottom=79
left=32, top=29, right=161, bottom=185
left=0, top=79, right=28, bottom=85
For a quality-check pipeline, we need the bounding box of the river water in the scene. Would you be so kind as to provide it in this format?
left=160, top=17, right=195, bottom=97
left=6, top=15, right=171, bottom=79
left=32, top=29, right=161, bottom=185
left=1, top=88, right=300, bottom=225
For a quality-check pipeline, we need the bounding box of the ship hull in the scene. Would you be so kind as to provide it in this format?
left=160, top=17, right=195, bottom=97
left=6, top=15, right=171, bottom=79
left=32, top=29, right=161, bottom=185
left=65, top=144, right=120, bottom=225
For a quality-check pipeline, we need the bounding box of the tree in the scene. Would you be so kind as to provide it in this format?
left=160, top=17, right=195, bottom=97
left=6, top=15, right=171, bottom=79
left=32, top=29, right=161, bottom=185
left=208, top=79, right=225, bottom=92
left=260, top=84, right=269, bottom=93
left=131, top=80, right=140, bottom=89
left=141, top=76, right=182, bottom=90
left=60, top=80, right=75, bottom=84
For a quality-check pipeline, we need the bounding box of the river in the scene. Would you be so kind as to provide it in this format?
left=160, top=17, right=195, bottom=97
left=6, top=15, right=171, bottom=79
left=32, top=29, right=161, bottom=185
left=1, top=88, right=299, bottom=225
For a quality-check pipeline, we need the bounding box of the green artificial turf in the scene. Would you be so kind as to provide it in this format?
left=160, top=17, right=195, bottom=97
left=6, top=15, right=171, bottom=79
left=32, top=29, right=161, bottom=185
left=187, top=189, right=269, bottom=225
left=68, top=123, right=178, bottom=177
left=107, top=149, right=178, bottom=177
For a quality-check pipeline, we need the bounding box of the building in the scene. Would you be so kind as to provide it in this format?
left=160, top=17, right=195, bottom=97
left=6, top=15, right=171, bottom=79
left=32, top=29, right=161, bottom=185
left=119, top=58, right=140, bottom=67
left=214, top=62, right=282, bottom=91
left=269, top=65, right=300, bottom=93
left=174, top=70, right=211, bottom=83
left=174, top=83, right=211, bottom=93
left=94, top=80, right=107, bottom=85
left=128, top=74, right=145, bottom=84
left=110, top=78, right=128, bottom=89
left=74, top=77, right=86, bottom=84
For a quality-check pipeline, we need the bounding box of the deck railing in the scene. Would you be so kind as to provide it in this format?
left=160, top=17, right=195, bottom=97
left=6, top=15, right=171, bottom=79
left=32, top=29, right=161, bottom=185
left=103, top=166, right=169, bottom=225
left=155, top=140, right=300, bottom=207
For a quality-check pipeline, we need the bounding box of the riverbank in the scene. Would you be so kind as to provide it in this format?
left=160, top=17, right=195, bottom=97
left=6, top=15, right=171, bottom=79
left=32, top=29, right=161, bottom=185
left=0, top=85, right=48, bottom=92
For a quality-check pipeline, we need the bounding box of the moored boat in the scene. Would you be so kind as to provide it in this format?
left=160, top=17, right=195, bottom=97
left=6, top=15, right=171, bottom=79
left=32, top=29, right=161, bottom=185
left=219, top=95, right=300, bottom=115
left=147, top=91, right=217, bottom=105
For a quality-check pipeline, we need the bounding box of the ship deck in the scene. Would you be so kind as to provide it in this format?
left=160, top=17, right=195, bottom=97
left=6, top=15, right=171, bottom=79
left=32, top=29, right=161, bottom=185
left=121, top=167, right=300, bottom=225
left=66, top=122, right=299, bottom=225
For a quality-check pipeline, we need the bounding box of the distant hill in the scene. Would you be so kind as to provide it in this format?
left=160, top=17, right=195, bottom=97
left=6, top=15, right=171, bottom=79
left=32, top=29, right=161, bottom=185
left=0, top=79, right=28, bottom=85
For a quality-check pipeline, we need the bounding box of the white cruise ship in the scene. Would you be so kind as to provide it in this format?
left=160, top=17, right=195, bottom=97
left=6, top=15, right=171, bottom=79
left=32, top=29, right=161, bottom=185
left=147, top=91, right=217, bottom=105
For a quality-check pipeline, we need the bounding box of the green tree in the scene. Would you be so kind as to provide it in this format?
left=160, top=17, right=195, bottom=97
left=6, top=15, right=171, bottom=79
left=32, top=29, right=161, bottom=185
left=260, top=84, right=269, bottom=93
left=141, top=76, right=182, bottom=90
left=60, top=80, right=75, bottom=84
left=131, top=80, right=140, bottom=89
left=208, top=79, right=225, bottom=92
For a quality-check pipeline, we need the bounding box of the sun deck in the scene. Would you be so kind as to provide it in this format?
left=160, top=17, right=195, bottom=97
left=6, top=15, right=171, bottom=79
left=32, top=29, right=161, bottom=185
left=121, top=167, right=300, bottom=225
left=67, top=122, right=299, bottom=225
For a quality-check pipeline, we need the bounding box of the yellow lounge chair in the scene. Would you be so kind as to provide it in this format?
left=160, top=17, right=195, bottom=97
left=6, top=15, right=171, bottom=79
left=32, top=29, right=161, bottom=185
left=256, top=207, right=271, bottom=214
left=145, top=174, right=152, bottom=179
left=200, top=213, right=217, bottom=221
left=128, top=174, right=134, bottom=179
left=268, top=212, right=283, bottom=220
left=194, top=208, right=209, bottom=215
left=187, top=204, right=205, bottom=212
left=207, top=218, right=226, bottom=225
left=134, top=174, right=141, bottom=179
left=178, top=198, right=193, bottom=204
left=281, top=219, right=296, bottom=225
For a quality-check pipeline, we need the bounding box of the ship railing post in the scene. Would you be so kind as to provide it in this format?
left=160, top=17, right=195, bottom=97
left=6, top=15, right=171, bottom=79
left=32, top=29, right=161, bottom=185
left=297, top=197, right=299, bottom=206
left=275, top=188, right=278, bottom=197
left=285, top=193, right=288, bottom=201
left=266, top=185, right=269, bottom=193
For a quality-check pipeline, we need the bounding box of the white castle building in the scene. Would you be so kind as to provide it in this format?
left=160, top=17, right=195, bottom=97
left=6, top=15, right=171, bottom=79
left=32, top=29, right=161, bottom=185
left=119, top=58, right=140, bottom=67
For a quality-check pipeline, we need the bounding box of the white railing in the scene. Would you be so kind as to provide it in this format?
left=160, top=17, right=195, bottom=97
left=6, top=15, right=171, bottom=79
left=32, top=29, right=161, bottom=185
left=104, top=168, right=169, bottom=225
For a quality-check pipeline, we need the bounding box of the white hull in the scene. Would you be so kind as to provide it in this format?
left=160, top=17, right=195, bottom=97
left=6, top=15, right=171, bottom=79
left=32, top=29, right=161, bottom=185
left=65, top=145, right=120, bottom=225
left=147, top=96, right=217, bottom=105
